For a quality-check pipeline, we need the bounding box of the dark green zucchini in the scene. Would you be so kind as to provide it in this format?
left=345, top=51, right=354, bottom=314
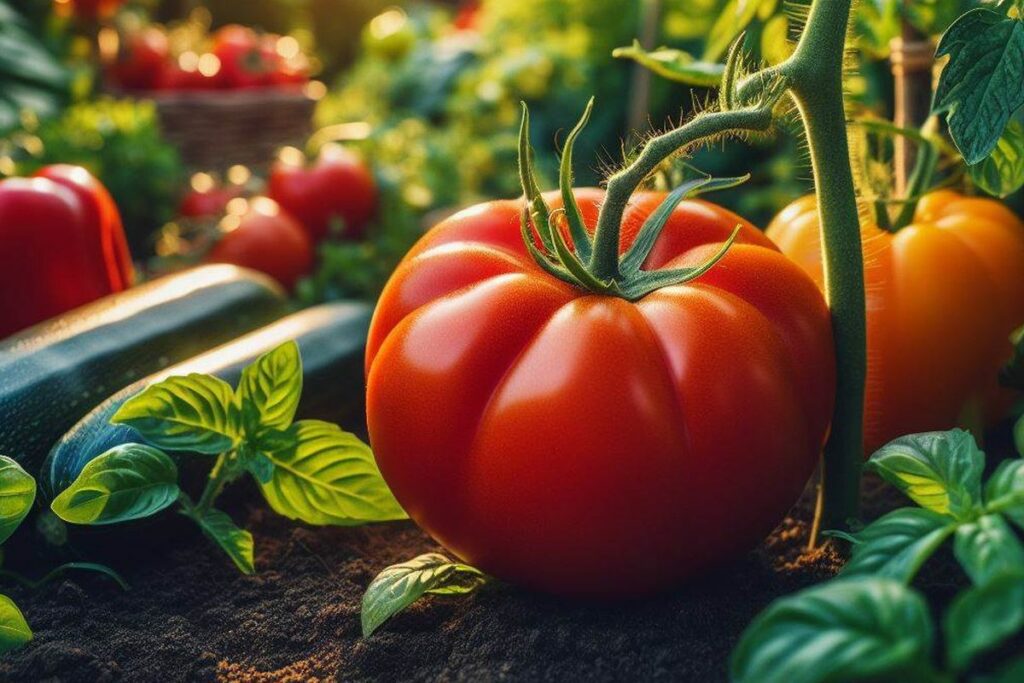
left=42, top=302, right=371, bottom=499
left=0, top=265, right=287, bottom=475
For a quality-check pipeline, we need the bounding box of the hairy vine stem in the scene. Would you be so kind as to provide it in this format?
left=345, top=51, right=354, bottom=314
left=592, top=0, right=866, bottom=538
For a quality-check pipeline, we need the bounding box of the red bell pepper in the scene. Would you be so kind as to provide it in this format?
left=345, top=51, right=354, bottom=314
left=0, top=165, right=134, bottom=339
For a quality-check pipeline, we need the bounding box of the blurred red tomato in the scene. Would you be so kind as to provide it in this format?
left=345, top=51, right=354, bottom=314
left=154, top=57, right=219, bottom=91
left=61, top=0, right=124, bottom=20
left=0, top=165, right=133, bottom=338
left=268, top=145, right=377, bottom=242
left=205, top=198, right=313, bottom=290
left=178, top=185, right=241, bottom=219
left=106, top=26, right=169, bottom=90
left=212, top=24, right=274, bottom=89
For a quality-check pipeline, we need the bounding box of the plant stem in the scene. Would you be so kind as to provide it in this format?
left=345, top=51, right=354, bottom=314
left=591, top=108, right=773, bottom=280
left=194, top=450, right=233, bottom=517
left=783, top=0, right=865, bottom=538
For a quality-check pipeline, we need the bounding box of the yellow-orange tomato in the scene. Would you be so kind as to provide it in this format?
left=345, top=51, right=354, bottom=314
left=767, top=191, right=1024, bottom=455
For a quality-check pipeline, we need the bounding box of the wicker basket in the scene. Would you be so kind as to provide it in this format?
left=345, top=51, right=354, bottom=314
left=148, top=88, right=317, bottom=171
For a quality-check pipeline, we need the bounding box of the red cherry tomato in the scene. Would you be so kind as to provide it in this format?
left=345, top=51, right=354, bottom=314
left=62, top=0, right=124, bottom=20
left=365, top=190, right=836, bottom=598
left=154, top=57, right=219, bottom=91
left=106, top=26, right=169, bottom=91
left=0, top=165, right=134, bottom=338
left=178, top=184, right=241, bottom=219
left=205, top=198, right=313, bottom=290
left=268, top=145, right=377, bottom=242
left=212, top=24, right=274, bottom=89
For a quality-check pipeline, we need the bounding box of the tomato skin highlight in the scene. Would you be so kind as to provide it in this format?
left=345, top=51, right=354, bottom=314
left=366, top=190, right=836, bottom=598
left=767, top=192, right=1024, bottom=455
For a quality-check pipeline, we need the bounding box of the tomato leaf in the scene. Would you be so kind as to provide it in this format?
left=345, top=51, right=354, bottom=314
left=833, top=508, right=955, bottom=583
left=51, top=444, right=180, bottom=525
left=1001, top=325, right=1024, bottom=391
left=259, top=420, right=406, bottom=526
left=0, top=594, right=31, bottom=654
left=361, top=553, right=487, bottom=637
left=932, top=8, right=1024, bottom=164
left=704, top=0, right=764, bottom=62
left=0, top=455, right=35, bottom=546
left=953, top=514, right=1024, bottom=585
left=985, top=457, right=1024, bottom=529
left=730, top=578, right=936, bottom=683
left=237, top=341, right=302, bottom=435
left=969, top=120, right=1024, bottom=197
left=612, top=41, right=724, bottom=88
left=112, top=374, right=239, bottom=454
left=866, top=430, right=984, bottom=519
left=193, top=508, right=254, bottom=575
left=944, top=571, right=1024, bottom=673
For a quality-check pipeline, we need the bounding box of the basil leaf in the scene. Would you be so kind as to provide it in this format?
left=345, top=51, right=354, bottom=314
left=0, top=594, right=31, bottom=654
left=866, top=430, right=984, bottom=519
left=835, top=508, right=955, bottom=583
left=969, top=120, right=1024, bottom=197
left=194, top=508, right=254, bottom=575
left=612, top=42, right=724, bottom=88
left=730, top=578, right=935, bottom=683
left=954, top=514, right=1024, bottom=585
left=51, top=444, right=180, bottom=525
left=112, top=374, right=239, bottom=454
left=985, top=656, right=1024, bottom=683
left=259, top=420, right=407, bottom=526
left=240, top=447, right=274, bottom=485
left=0, top=455, right=35, bottom=545
left=932, top=8, right=1024, bottom=164
left=944, top=571, right=1024, bottom=673
left=237, top=341, right=302, bottom=435
left=985, top=458, right=1024, bottom=528
left=361, top=553, right=486, bottom=637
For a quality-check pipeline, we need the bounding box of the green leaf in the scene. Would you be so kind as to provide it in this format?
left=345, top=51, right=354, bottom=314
left=259, top=420, right=407, bottom=526
left=51, top=444, right=180, bottom=525
left=0, top=455, right=35, bottom=545
left=237, top=341, right=302, bottom=435
left=361, top=553, right=486, bottom=637
left=932, top=8, right=1024, bottom=164
left=969, top=120, right=1024, bottom=197
left=944, top=571, right=1024, bottom=672
left=704, top=0, right=763, bottom=62
left=0, top=594, right=31, bottom=654
left=193, top=508, right=254, bottom=575
left=835, top=508, right=955, bottom=583
left=866, top=430, right=984, bottom=519
left=730, top=578, right=935, bottom=683
left=985, top=458, right=1024, bottom=528
left=1017, top=415, right=1024, bottom=458
left=761, top=14, right=793, bottom=66
left=240, top=447, right=275, bottom=484
left=954, top=514, right=1024, bottom=585
left=984, top=656, right=1024, bottom=683
left=112, top=374, right=239, bottom=454
left=612, top=41, right=724, bottom=87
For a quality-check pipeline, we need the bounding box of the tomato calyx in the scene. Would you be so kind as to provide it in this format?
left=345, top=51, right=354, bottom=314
left=517, top=100, right=746, bottom=301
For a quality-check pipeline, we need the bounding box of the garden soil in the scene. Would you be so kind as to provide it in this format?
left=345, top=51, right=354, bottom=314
left=1, top=424, right=1012, bottom=683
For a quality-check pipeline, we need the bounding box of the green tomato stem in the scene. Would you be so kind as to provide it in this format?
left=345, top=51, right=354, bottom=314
left=590, top=108, right=773, bottom=280
left=783, top=0, right=865, bottom=536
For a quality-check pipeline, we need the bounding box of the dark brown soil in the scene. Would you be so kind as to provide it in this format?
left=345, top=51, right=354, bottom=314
left=0, top=480, right=842, bottom=683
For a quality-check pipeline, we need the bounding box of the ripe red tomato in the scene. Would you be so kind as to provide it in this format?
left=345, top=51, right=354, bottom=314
left=106, top=26, right=169, bottom=91
left=154, top=57, right=219, bottom=91
left=178, top=185, right=240, bottom=219
left=205, top=198, right=313, bottom=290
left=0, top=165, right=133, bottom=338
left=212, top=24, right=274, bottom=89
left=267, top=145, right=377, bottom=242
left=62, top=0, right=123, bottom=20
left=365, top=189, right=836, bottom=597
